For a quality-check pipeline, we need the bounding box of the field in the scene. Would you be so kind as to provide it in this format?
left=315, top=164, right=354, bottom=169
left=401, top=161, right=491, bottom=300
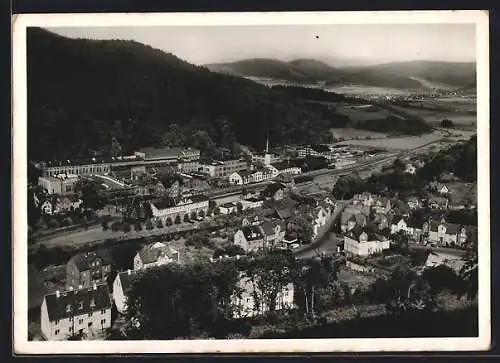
left=334, top=103, right=393, bottom=123
left=336, top=129, right=445, bottom=150
left=326, top=85, right=411, bottom=97
left=330, top=127, right=388, bottom=140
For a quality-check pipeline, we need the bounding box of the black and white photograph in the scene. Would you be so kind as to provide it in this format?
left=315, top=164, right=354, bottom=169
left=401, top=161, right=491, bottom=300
left=12, top=10, right=490, bottom=354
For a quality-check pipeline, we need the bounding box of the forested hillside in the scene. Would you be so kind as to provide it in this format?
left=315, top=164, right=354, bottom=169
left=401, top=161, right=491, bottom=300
left=27, top=28, right=350, bottom=161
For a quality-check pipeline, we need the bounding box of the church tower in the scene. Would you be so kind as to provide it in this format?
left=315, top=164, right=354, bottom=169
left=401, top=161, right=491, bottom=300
left=264, top=135, right=271, bottom=166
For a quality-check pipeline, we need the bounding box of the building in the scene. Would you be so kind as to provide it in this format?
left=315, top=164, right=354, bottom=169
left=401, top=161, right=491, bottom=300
left=219, top=202, right=239, bottom=215
left=423, top=220, right=475, bottom=247
left=149, top=195, right=209, bottom=225
left=259, top=219, right=286, bottom=246
left=262, top=182, right=287, bottom=201
left=134, top=242, right=180, bottom=270
left=340, top=209, right=367, bottom=233
left=135, top=147, right=200, bottom=164
left=268, top=161, right=302, bottom=178
left=344, top=227, right=390, bottom=256
left=40, top=283, right=112, bottom=340
left=240, top=197, right=264, bottom=210
left=229, top=170, right=253, bottom=185
left=112, top=269, right=137, bottom=314
left=39, top=159, right=113, bottom=177
left=232, top=274, right=294, bottom=319
left=390, top=217, right=409, bottom=235
left=407, top=197, right=420, bottom=210
left=310, top=205, right=331, bottom=238
left=234, top=226, right=265, bottom=252
left=201, top=158, right=248, bottom=179
left=66, top=250, right=112, bottom=290
left=251, top=153, right=280, bottom=166
left=178, top=160, right=200, bottom=174
left=38, top=175, right=80, bottom=195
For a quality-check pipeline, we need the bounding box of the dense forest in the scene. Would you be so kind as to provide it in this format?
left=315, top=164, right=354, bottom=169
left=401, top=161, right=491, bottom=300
left=27, top=28, right=352, bottom=161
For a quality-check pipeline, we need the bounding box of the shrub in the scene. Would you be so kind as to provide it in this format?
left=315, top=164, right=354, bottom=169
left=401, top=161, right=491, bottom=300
left=174, top=215, right=182, bottom=225
left=134, top=222, right=143, bottom=231
left=156, top=220, right=164, bottom=229
left=183, top=214, right=190, bottom=223
left=165, top=217, right=173, bottom=226
left=145, top=219, right=154, bottom=230
left=111, top=221, right=122, bottom=232
left=101, top=219, right=109, bottom=231
left=47, top=219, right=60, bottom=229
left=122, top=223, right=131, bottom=233
left=61, top=217, right=73, bottom=227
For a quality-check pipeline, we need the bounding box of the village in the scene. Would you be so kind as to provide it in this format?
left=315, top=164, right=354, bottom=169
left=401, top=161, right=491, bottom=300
left=27, top=131, right=478, bottom=341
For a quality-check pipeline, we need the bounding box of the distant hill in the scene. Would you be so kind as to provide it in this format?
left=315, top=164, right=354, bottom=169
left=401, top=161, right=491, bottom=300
left=205, top=58, right=342, bottom=83
left=27, top=29, right=352, bottom=161
left=207, top=58, right=476, bottom=90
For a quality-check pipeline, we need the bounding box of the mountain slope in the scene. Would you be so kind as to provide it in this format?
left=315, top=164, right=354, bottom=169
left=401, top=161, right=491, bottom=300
left=27, top=29, right=351, bottom=160
left=207, top=58, right=476, bottom=90
left=205, top=58, right=342, bottom=83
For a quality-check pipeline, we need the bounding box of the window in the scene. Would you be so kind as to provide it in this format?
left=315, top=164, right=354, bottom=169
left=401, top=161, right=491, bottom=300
left=54, top=320, right=59, bottom=325
left=101, top=309, right=106, bottom=314
left=66, top=304, right=72, bottom=313
left=55, top=329, right=60, bottom=336
left=69, top=326, right=73, bottom=333
left=101, top=319, right=106, bottom=325
left=79, top=318, right=84, bottom=324
left=246, top=298, right=251, bottom=303
left=90, top=299, right=96, bottom=307
left=88, top=312, right=93, bottom=317
left=88, top=322, right=93, bottom=327
left=78, top=301, right=84, bottom=310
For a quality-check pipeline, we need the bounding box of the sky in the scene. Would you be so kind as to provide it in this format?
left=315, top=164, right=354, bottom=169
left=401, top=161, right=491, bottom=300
left=48, top=24, right=476, bottom=67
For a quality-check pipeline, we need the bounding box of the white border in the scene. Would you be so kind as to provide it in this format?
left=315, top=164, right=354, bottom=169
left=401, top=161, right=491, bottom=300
left=12, top=10, right=490, bottom=354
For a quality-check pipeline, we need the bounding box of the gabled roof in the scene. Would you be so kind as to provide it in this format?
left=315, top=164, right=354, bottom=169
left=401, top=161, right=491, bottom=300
left=138, top=243, right=178, bottom=264
left=445, top=223, right=461, bottom=235
left=44, top=284, right=111, bottom=321
left=117, top=270, right=138, bottom=294
left=241, top=226, right=264, bottom=241
left=69, top=250, right=112, bottom=271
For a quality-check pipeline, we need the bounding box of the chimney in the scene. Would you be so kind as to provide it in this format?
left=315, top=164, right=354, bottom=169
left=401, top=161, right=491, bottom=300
left=55, top=290, right=60, bottom=298
left=127, top=269, right=131, bottom=275
left=78, top=284, right=82, bottom=290
left=93, top=283, right=97, bottom=290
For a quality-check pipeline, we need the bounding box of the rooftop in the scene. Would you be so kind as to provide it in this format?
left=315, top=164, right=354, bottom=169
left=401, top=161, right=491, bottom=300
left=138, top=242, right=179, bottom=264
left=44, top=284, right=111, bottom=321
left=69, top=250, right=112, bottom=271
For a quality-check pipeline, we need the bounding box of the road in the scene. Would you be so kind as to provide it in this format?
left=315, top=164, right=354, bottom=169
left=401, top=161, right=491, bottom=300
left=409, top=243, right=466, bottom=257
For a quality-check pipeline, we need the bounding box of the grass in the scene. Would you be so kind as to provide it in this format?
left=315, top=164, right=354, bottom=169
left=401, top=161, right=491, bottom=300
left=336, top=130, right=445, bottom=150
left=335, top=103, right=393, bottom=123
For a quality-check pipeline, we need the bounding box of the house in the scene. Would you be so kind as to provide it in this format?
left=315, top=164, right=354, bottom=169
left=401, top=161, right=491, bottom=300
left=343, top=226, right=390, bottom=257
left=40, top=199, right=54, bottom=215
left=437, top=183, right=449, bottom=194
left=428, top=196, right=449, bottom=209
left=390, top=217, right=409, bottom=235
left=112, top=269, right=137, bottom=314
left=407, top=218, right=424, bottom=243
left=310, top=205, right=331, bottom=238
left=372, top=213, right=391, bottom=231
left=38, top=174, right=80, bottom=195
left=268, top=161, right=302, bottom=178
left=149, top=194, right=209, bottom=224
left=262, top=182, right=287, bottom=201
left=219, top=202, right=239, bottom=215
left=229, top=170, right=253, bottom=185
left=57, top=196, right=83, bottom=213
left=259, top=219, right=286, bottom=246
left=40, top=283, right=112, bottom=340
left=352, top=193, right=374, bottom=207
left=423, top=220, right=464, bottom=246
left=424, top=252, right=466, bottom=273
left=340, top=209, right=367, bottom=233
left=241, top=215, right=261, bottom=227
left=240, top=197, right=264, bottom=210
left=232, top=274, right=294, bottom=319
left=134, top=242, right=180, bottom=270
left=234, top=226, right=265, bottom=251
left=66, top=250, right=112, bottom=290
left=372, top=197, right=392, bottom=214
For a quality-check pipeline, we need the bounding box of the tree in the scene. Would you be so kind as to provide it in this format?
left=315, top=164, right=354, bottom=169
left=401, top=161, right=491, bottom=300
left=236, top=202, right=243, bottom=213
left=47, top=219, right=59, bottom=229
left=134, top=222, right=143, bottom=231
left=145, top=219, right=154, bottom=230
left=156, top=219, right=164, bottom=229
left=390, top=230, right=410, bottom=253
left=61, top=217, right=73, bottom=227
left=287, top=214, right=314, bottom=245
left=183, top=214, right=190, bottom=223
left=191, top=211, right=198, bottom=220
left=392, top=158, right=406, bottom=173
left=111, top=221, right=122, bottom=232
left=459, top=236, right=478, bottom=300
left=198, top=210, right=205, bottom=218
left=214, top=207, right=221, bottom=216
left=174, top=215, right=182, bottom=225
left=441, top=118, right=454, bottom=128
left=165, top=217, right=173, bottom=226
left=422, top=265, right=460, bottom=294
left=122, top=223, right=131, bottom=233
left=101, top=219, right=109, bottom=231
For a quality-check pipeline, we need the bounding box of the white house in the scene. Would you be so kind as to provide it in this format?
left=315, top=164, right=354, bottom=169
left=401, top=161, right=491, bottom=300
left=344, top=228, right=390, bottom=257
left=268, top=161, right=302, bottom=178
left=231, top=274, right=294, bottom=319
left=149, top=195, right=209, bottom=224
left=112, top=269, right=137, bottom=314
left=133, top=242, right=180, bottom=270
left=240, top=197, right=264, bottom=210
left=424, top=252, right=466, bottom=273
left=390, top=217, right=409, bottom=235
left=219, top=202, right=239, bottom=215
left=234, top=226, right=265, bottom=252
left=40, top=284, right=112, bottom=341
left=229, top=171, right=252, bottom=185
